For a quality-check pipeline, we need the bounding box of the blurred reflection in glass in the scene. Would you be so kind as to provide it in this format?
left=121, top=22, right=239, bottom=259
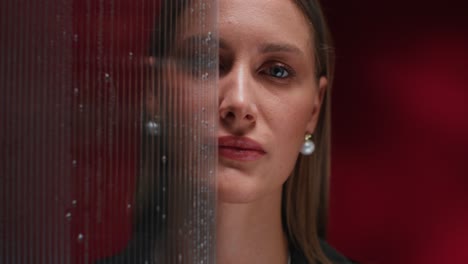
left=97, top=0, right=218, bottom=263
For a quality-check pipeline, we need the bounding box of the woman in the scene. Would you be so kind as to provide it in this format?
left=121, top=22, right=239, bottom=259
left=214, top=1, right=348, bottom=263
left=100, top=0, right=352, bottom=263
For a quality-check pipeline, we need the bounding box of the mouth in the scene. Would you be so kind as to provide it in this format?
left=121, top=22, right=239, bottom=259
left=218, top=136, right=266, bottom=161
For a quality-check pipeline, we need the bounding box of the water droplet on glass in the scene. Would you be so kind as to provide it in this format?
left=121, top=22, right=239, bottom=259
left=72, top=160, right=77, bottom=167
left=146, top=121, right=159, bottom=136
left=156, top=205, right=160, bottom=212
left=104, top=73, right=111, bottom=82
left=162, top=187, right=166, bottom=192
left=202, top=107, right=206, bottom=112
left=65, top=212, right=72, bottom=221
left=161, top=155, right=167, bottom=164
left=178, top=254, right=183, bottom=263
left=73, top=34, right=78, bottom=42
left=77, top=233, right=84, bottom=242
left=162, top=214, right=166, bottom=220
left=201, top=72, right=209, bottom=80
left=73, top=88, right=79, bottom=96
left=190, top=8, right=194, bottom=13
left=78, top=104, right=84, bottom=112
left=127, top=204, right=132, bottom=209
left=129, top=52, right=134, bottom=59
left=205, top=32, right=212, bottom=43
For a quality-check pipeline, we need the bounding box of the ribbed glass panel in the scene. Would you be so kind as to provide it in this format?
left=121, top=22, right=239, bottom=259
left=1, top=0, right=218, bottom=263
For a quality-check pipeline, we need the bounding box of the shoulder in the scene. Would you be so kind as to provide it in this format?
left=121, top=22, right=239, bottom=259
left=290, top=239, right=355, bottom=264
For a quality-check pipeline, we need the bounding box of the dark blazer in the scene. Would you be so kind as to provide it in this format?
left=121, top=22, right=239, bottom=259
left=97, top=235, right=355, bottom=264
left=290, top=240, right=355, bottom=264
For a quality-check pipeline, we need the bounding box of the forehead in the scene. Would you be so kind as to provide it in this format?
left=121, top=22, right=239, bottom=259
left=176, top=0, right=315, bottom=52
left=218, top=0, right=314, bottom=51
left=174, top=1, right=217, bottom=41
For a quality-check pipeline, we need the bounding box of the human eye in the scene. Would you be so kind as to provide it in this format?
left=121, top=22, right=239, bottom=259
left=172, top=36, right=217, bottom=78
left=262, top=63, right=295, bottom=80
left=219, top=54, right=231, bottom=77
left=173, top=50, right=216, bottom=78
left=269, top=65, right=289, bottom=78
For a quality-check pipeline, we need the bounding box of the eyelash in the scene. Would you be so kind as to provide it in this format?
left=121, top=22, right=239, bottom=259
left=261, top=63, right=295, bottom=80
left=175, top=52, right=217, bottom=77
left=217, top=56, right=296, bottom=82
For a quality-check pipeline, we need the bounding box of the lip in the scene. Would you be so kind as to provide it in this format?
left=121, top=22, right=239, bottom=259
left=218, top=136, right=266, bottom=161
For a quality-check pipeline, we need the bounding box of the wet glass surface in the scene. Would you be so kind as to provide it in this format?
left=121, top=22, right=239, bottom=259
left=1, top=0, right=218, bottom=263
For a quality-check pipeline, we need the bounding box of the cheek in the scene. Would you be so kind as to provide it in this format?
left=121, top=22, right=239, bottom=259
left=156, top=68, right=217, bottom=155
left=265, top=97, right=314, bottom=170
left=271, top=98, right=314, bottom=142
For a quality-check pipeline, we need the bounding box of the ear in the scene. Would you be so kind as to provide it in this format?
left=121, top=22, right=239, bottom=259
left=305, top=76, right=328, bottom=133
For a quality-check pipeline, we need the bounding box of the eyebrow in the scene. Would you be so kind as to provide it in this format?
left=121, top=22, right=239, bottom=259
left=258, top=43, right=304, bottom=56
left=218, top=39, right=303, bottom=57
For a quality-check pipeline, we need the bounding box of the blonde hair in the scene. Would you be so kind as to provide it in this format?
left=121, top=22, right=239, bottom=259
left=283, top=0, right=335, bottom=263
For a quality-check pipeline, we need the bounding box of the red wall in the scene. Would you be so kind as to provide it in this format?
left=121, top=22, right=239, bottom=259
left=325, top=1, right=468, bottom=263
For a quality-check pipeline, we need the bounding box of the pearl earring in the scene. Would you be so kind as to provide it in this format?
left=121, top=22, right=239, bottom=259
left=145, top=116, right=160, bottom=136
left=300, top=134, right=315, bottom=155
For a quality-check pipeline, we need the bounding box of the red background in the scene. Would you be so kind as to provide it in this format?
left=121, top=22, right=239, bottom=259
left=325, top=0, right=468, bottom=263
left=71, top=1, right=157, bottom=261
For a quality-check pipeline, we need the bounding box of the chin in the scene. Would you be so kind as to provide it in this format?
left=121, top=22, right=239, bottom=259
left=217, top=186, right=257, bottom=204
left=216, top=168, right=262, bottom=204
left=217, top=172, right=287, bottom=205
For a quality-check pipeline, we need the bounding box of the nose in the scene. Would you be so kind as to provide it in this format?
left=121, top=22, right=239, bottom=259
left=219, top=64, right=257, bottom=133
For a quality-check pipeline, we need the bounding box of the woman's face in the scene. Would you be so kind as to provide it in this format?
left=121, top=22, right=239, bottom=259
left=149, top=0, right=327, bottom=203
left=217, top=0, right=327, bottom=203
